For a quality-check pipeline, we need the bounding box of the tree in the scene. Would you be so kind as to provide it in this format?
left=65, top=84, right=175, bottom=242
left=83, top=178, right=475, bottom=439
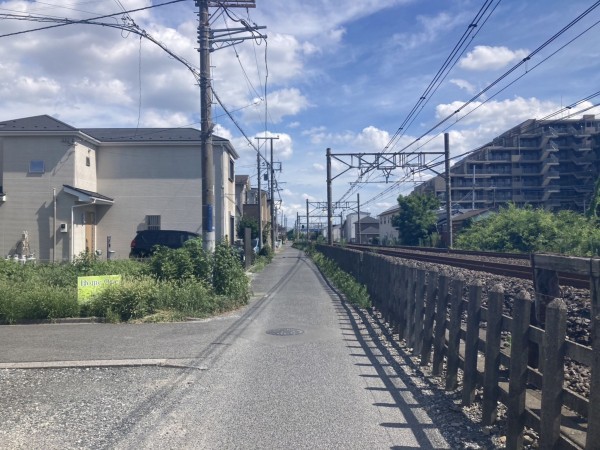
left=392, top=193, right=440, bottom=246
left=455, top=203, right=600, bottom=255
left=236, top=215, right=259, bottom=240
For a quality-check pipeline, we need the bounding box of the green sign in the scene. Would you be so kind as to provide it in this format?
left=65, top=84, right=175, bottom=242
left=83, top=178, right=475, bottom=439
left=77, top=275, right=122, bottom=301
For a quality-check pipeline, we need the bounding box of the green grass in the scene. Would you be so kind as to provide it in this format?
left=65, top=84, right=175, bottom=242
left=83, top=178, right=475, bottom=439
left=0, top=241, right=254, bottom=324
left=309, top=251, right=371, bottom=309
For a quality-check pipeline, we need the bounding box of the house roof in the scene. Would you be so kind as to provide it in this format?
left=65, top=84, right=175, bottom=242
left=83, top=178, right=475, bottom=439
left=379, top=205, right=400, bottom=216
left=357, top=216, right=379, bottom=224
left=235, top=175, right=250, bottom=185
left=80, top=127, right=229, bottom=144
left=358, top=226, right=379, bottom=235
left=63, top=185, right=114, bottom=205
left=0, top=115, right=77, bottom=132
left=0, top=115, right=238, bottom=157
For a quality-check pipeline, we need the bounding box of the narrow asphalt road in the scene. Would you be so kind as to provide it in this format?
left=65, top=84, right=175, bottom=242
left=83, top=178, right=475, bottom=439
left=0, top=246, right=450, bottom=449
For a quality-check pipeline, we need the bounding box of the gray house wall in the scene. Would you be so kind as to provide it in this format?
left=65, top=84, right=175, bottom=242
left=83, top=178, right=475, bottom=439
left=0, top=135, right=85, bottom=261
left=96, top=143, right=203, bottom=259
left=0, top=116, right=242, bottom=261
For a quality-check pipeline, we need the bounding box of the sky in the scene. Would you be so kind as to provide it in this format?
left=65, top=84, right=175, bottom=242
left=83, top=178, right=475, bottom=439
left=1, top=0, right=600, bottom=229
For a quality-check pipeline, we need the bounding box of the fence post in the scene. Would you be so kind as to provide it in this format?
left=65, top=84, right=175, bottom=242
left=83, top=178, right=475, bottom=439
left=413, top=269, right=426, bottom=356
left=390, top=262, right=403, bottom=333
left=587, top=307, right=600, bottom=450
left=463, top=281, right=482, bottom=406
left=446, top=277, right=465, bottom=391
left=507, top=291, right=532, bottom=450
left=397, top=264, right=408, bottom=340
left=432, top=272, right=450, bottom=376
left=421, top=270, right=438, bottom=366
left=406, top=266, right=417, bottom=348
left=540, top=298, right=567, bottom=450
left=482, top=284, right=503, bottom=426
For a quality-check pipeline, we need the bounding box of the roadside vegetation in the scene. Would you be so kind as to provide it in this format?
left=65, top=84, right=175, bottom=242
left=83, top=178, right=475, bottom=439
left=303, top=244, right=371, bottom=309
left=384, top=191, right=600, bottom=256
left=0, top=239, right=251, bottom=324
left=455, top=203, right=600, bottom=256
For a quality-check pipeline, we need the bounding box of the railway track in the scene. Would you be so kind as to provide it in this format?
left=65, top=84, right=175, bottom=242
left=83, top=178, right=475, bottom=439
left=344, top=244, right=590, bottom=289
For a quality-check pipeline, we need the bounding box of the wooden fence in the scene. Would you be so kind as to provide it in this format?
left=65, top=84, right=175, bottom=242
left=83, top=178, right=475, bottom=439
left=316, top=244, right=599, bottom=450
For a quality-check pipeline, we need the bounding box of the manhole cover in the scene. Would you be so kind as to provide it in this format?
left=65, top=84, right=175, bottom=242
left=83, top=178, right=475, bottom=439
left=266, top=328, right=304, bottom=336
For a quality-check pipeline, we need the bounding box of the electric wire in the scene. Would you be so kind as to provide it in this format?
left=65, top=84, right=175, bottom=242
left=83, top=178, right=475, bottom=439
left=338, top=0, right=501, bottom=203
left=0, top=0, right=187, bottom=39
left=340, top=1, right=600, bottom=205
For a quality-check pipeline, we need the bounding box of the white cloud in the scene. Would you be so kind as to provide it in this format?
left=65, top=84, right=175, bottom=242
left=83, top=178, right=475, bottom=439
left=459, top=45, right=529, bottom=71
left=243, top=88, right=310, bottom=124
left=313, top=163, right=325, bottom=171
left=449, top=78, right=476, bottom=94
left=391, top=12, right=467, bottom=50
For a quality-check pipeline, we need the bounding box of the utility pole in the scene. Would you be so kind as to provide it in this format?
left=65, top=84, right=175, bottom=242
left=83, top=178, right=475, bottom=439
left=326, top=147, right=333, bottom=245
left=256, top=136, right=279, bottom=250
left=357, top=193, right=361, bottom=244
left=306, top=198, right=309, bottom=245
left=198, top=0, right=214, bottom=252
left=445, top=133, right=453, bottom=249
left=196, top=0, right=261, bottom=252
left=257, top=151, right=262, bottom=250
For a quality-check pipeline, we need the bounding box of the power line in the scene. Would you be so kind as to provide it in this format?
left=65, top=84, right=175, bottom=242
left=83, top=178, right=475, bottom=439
left=0, top=0, right=187, bottom=39
left=339, top=1, right=600, bottom=205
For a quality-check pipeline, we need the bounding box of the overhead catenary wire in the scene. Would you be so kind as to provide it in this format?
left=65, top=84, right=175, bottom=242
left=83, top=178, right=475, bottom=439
left=340, top=1, right=600, bottom=206
left=359, top=98, right=600, bottom=208
left=338, top=0, right=501, bottom=203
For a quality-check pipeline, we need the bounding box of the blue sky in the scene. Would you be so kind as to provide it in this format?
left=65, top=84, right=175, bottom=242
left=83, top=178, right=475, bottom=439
left=1, top=0, right=600, bottom=228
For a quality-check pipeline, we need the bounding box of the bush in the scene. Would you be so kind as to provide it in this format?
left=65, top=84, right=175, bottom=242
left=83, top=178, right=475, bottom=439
left=87, top=276, right=160, bottom=321
left=310, top=251, right=370, bottom=308
left=0, top=279, right=78, bottom=323
left=213, top=242, right=250, bottom=300
left=0, top=238, right=250, bottom=323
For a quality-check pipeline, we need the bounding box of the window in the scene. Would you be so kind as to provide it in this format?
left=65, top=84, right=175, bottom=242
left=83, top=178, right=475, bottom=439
left=86, top=156, right=91, bottom=167
left=29, top=160, right=45, bottom=174
left=146, top=215, right=161, bottom=230
left=229, top=158, right=234, bottom=182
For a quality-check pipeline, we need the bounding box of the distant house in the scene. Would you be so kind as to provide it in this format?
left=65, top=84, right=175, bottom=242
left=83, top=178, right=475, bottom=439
left=437, top=208, right=492, bottom=246
left=342, top=212, right=371, bottom=242
left=0, top=115, right=240, bottom=261
left=244, top=187, right=272, bottom=241
left=378, top=205, right=400, bottom=245
left=354, top=216, right=379, bottom=244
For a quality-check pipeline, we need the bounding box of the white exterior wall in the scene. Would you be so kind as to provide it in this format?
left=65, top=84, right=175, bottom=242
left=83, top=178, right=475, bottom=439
left=214, top=145, right=237, bottom=243
left=379, top=209, right=399, bottom=244
left=96, top=143, right=203, bottom=259
left=0, top=127, right=238, bottom=260
left=0, top=135, right=80, bottom=261
left=343, top=213, right=369, bottom=242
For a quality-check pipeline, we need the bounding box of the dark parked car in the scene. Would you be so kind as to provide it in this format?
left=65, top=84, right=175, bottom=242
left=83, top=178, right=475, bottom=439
left=129, top=230, right=200, bottom=258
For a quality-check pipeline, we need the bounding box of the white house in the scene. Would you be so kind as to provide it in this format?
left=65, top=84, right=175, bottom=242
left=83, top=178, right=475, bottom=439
left=0, top=115, right=239, bottom=261
left=378, top=205, right=400, bottom=245
left=342, top=212, right=371, bottom=243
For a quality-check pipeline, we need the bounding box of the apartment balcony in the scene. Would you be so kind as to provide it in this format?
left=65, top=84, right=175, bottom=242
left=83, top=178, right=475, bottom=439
left=541, top=140, right=559, bottom=160
left=573, top=170, right=594, bottom=180
left=541, top=158, right=559, bottom=175
left=541, top=191, right=554, bottom=202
